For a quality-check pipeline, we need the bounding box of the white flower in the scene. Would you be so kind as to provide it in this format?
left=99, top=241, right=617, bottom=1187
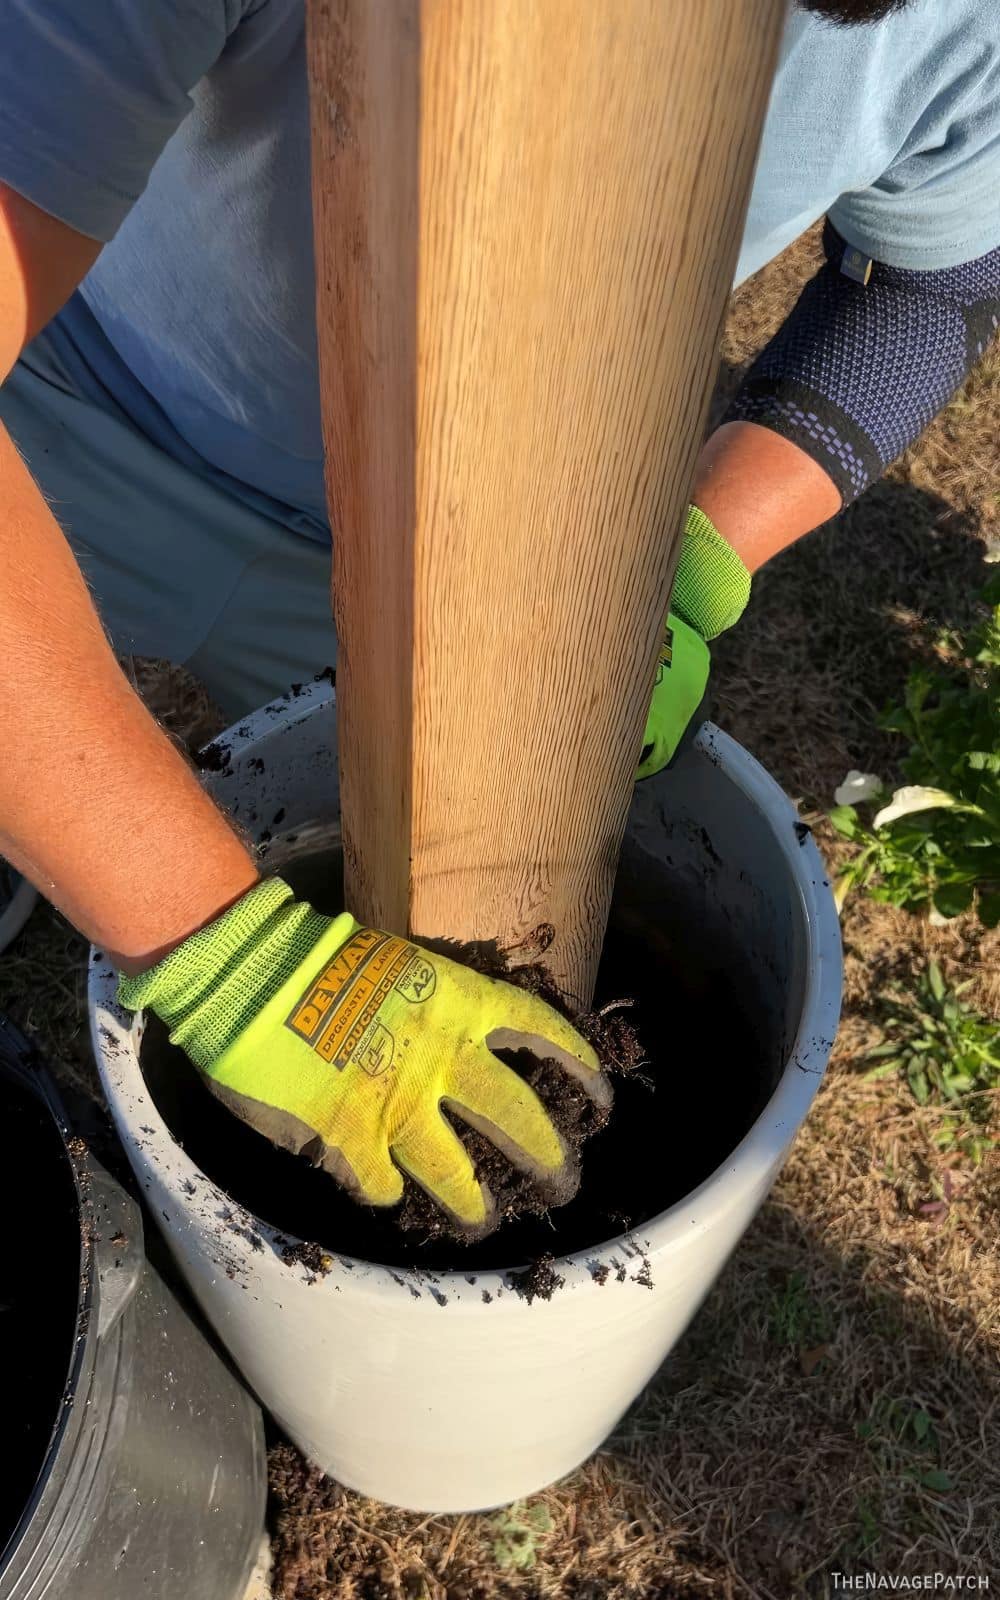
left=873, top=785, right=962, bottom=830
left=983, top=540, right=1000, bottom=565
left=834, top=770, right=882, bottom=807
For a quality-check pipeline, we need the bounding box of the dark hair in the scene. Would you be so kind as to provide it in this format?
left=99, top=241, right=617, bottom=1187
left=799, top=0, right=907, bottom=21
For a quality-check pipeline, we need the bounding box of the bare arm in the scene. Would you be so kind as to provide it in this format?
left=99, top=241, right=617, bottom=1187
left=0, top=185, right=258, bottom=971
left=691, top=419, right=841, bottom=574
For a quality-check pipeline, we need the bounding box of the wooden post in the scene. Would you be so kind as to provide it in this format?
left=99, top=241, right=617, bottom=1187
left=307, top=0, right=782, bottom=1006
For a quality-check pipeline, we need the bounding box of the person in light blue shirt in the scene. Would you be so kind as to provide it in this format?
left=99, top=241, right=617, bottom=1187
left=0, top=0, right=997, bottom=721
left=0, top=0, right=997, bottom=1028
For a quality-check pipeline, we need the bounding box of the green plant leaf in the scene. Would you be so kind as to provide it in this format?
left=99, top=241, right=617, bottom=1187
left=918, top=1469, right=954, bottom=1493
left=524, top=1505, right=554, bottom=1534
left=904, top=673, right=933, bottom=719
left=829, top=805, right=860, bottom=839
left=978, top=890, right=1000, bottom=928
left=966, top=749, right=1000, bottom=773
left=928, top=961, right=946, bottom=1002
left=907, top=1062, right=930, bottom=1104
left=932, top=882, right=975, bottom=919
left=864, top=1059, right=900, bottom=1081
left=912, top=1409, right=933, bottom=1443
left=981, top=569, right=1000, bottom=605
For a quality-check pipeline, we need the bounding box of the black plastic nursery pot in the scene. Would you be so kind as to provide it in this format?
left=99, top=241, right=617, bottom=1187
left=0, top=1017, right=266, bottom=1600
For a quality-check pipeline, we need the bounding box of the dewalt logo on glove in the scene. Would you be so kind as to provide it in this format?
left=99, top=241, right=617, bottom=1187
left=118, top=876, right=609, bottom=1233
left=654, top=623, right=674, bottom=685
left=286, top=929, right=436, bottom=1075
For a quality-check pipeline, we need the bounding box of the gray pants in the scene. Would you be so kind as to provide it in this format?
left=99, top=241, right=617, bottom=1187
left=1, top=328, right=337, bottom=720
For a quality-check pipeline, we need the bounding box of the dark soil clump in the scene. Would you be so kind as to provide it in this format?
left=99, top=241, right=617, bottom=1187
left=191, top=738, right=231, bottom=773
left=508, top=1252, right=565, bottom=1303
left=279, top=1239, right=333, bottom=1278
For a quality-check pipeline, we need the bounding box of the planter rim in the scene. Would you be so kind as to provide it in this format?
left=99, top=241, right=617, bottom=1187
left=90, top=680, right=841, bottom=1308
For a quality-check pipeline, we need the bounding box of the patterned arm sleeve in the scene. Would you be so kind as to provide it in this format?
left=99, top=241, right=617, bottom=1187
left=724, top=221, right=1000, bottom=506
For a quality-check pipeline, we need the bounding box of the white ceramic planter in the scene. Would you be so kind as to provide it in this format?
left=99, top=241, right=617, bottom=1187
left=90, top=679, right=841, bottom=1513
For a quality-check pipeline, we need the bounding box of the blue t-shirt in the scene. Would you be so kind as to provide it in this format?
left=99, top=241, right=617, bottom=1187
left=1, top=0, right=999, bottom=541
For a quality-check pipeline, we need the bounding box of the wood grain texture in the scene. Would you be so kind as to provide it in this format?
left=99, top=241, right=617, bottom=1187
left=308, top=0, right=783, bottom=1005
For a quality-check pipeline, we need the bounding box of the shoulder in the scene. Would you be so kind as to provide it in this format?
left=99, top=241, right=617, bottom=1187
left=761, top=1, right=1000, bottom=271
left=776, top=0, right=1000, bottom=112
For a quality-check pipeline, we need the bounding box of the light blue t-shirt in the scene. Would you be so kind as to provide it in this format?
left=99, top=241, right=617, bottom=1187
left=1, top=0, right=999, bottom=542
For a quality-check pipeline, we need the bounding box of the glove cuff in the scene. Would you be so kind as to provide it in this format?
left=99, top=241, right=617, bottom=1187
left=117, top=878, right=356, bottom=1071
left=671, top=505, right=751, bottom=642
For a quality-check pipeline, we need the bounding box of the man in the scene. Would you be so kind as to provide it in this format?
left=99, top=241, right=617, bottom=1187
left=1, top=0, right=998, bottom=1234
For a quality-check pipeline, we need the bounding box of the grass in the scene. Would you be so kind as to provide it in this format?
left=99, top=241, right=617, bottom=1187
left=766, top=1268, right=835, bottom=1352
left=866, top=960, right=1000, bottom=1165
left=487, top=1504, right=555, bottom=1573
left=825, top=574, right=1000, bottom=923
left=4, top=229, right=999, bottom=1597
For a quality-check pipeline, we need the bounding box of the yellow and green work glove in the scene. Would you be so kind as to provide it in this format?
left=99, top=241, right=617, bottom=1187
left=637, top=505, right=752, bottom=779
left=118, top=879, right=610, bottom=1237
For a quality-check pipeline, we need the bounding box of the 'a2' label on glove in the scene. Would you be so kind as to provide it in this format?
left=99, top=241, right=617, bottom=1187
left=284, top=929, right=437, bottom=1077
left=654, top=622, right=674, bottom=687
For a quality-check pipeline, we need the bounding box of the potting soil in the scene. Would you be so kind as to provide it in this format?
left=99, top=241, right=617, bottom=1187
left=139, top=843, right=773, bottom=1272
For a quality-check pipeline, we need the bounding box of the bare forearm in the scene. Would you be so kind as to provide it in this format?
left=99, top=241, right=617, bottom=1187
left=0, top=424, right=258, bottom=971
left=691, top=420, right=841, bottom=574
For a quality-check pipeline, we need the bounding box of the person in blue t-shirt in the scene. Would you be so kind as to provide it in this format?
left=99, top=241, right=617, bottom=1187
left=0, top=0, right=997, bottom=1228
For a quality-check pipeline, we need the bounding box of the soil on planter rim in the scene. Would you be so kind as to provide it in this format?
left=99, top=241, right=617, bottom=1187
left=139, top=840, right=773, bottom=1274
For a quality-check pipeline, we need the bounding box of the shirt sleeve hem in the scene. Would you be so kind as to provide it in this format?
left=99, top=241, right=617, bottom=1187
left=0, top=109, right=137, bottom=244
left=828, top=203, right=1000, bottom=273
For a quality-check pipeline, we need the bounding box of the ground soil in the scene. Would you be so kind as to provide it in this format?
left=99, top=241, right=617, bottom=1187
left=5, top=227, right=999, bottom=1595
left=0, top=1077, right=80, bottom=1555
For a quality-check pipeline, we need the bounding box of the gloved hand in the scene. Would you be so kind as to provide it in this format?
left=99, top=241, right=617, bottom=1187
left=118, top=879, right=610, bottom=1237
left=637, top=505, right=751, bottom=779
